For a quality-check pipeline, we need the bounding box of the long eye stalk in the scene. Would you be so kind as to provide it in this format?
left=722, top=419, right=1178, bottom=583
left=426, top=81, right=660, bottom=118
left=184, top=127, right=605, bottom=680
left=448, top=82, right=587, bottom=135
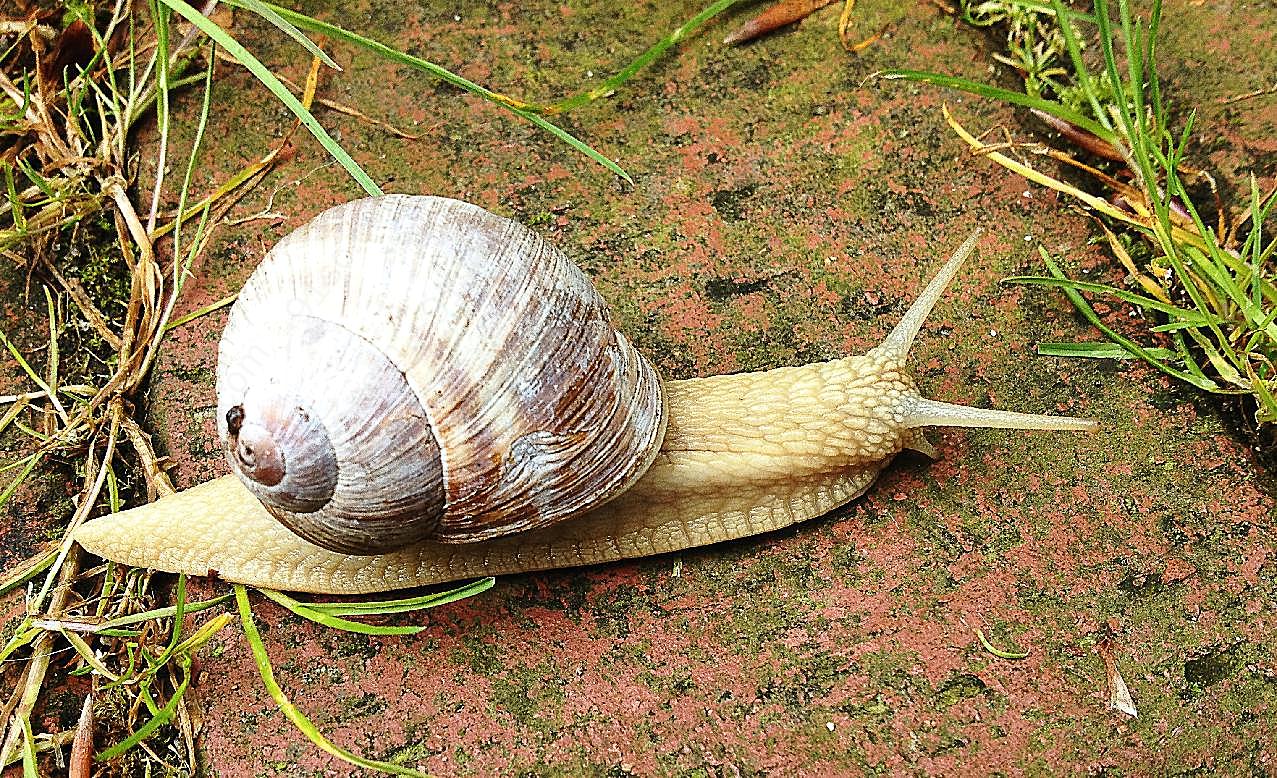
left=903, top=396, right=1098, bottom=431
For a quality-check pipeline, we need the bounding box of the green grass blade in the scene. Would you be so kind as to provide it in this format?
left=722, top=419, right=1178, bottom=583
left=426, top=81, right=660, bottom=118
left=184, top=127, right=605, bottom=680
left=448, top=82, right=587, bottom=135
left=1250, top=362, right=1277, bottom=423
left=58, top=629, right=122, bottom=682
left=20, top=716, right=36, bottom=778
left=1120, top=0, right=1158, bottom=151
left=1048, top=0, right=1110, bottom=132
left=1180, top=326, right=1244, bottom=386
left=256, top=2, right=511, bottom=100
left=258, top=577, right=494, bottom=633
left=1149, top=320, right=1213, bottom=333
left=94, top=596, right=235, bottom=632
left=301, top=577, right=496, bottom=617
left=1241, top=177, right=1277, bottom=308
left=153, top=574, right=189, bottom=665
left=96, top=657, right=192, bottom=760
left=256, top=1, right=630, bottom=181
left=163, top=293, right=237, bottom=332
left=513, top=110, right=631, bottom=181
left=1037, top=246, right=1219, bottom=390
left=15, top=157, right=55, bottom=199
left=1091, top=0, right=1130, bottom=138
left=135, top=683, right=161, bottom=717
left=156, top=0, right=381, bottom=197
left=170, top=612, right=237, bottom=656
left=258, top=588, right=427, bottom=636
left=1168, top=329, right=1213, bottom=385
left=234, top=586, right=431, bottom=777
left=0, top=546, right=57, bottom=597
left=1038, top=342, right=1175, bottom=360
left=0, top=328, right=57, bottom=403
left=0, top=622, right=39, bottom=664
left=41, top=290, right=59, bottom=412
left=171, top=49, right=216, bottom=296
left=552, top=0, right=740, bottom=113
left=881, top=69, right=1116, bottom=145
left=1182, top=244, right=1277, bottom=340
left=1116, top=0, right=1145, bottom=138
left=5, top=164, right=27, bottom=234
left=148, top=0, right=173, bottom=234
left=231, top=0, right=341, bottom=70
left=1156, top=201, right=1253, bottom=361
left=0, top=452, right=44, bottom=512
left=1006, top=275, right=1221, bottom=324
left=1141, top=203, right=1244, bottom=366
left=1144, top=0, right=1164, bottom=134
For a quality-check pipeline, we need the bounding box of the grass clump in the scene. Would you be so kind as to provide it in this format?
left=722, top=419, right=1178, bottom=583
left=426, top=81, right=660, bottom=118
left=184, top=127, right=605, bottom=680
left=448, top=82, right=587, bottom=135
left=887, top=0, right=1276, bottom=451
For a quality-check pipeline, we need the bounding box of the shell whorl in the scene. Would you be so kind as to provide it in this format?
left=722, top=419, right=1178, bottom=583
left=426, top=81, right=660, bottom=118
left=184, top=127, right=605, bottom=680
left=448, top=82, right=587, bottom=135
left=216, top=195, right=666, bottom=554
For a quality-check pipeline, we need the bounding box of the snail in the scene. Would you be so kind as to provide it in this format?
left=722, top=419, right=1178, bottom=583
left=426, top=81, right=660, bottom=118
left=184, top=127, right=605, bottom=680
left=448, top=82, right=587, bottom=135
left=72, top=195, right=1096, bottom=594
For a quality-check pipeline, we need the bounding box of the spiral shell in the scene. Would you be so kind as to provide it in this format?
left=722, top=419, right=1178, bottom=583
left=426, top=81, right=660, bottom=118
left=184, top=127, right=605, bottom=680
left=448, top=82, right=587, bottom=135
left=215, top=195, right=667, bottom=554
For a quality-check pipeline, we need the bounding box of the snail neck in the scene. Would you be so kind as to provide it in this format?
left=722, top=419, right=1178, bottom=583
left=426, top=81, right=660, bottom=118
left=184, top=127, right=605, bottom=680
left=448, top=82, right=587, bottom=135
left=658, top=354, right=917, bottom=477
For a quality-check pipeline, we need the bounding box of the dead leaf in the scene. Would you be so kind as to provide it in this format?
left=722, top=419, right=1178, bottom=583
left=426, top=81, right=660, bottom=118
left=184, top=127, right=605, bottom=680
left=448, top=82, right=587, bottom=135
left=1030, top=108, right=1124, bottom=161
left=838, top=0, right=891, bottom=52
left=1096, top=637, right=1138, bottom=718
left=39, top=19, right=94, bottom=85
left=723, top=0, right=837, bottom=46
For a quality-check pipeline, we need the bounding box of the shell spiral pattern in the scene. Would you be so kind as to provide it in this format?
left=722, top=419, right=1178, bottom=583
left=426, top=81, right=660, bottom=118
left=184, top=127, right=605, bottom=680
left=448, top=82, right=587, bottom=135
left=215, top=195, right=667, bottom=554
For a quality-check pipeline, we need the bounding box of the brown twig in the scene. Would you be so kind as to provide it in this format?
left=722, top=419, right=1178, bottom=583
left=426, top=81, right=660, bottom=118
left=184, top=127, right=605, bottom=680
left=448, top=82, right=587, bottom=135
left=38, top=259, right=123, bottom=351
left=1030, top=108, right=1124, bottom=161
left=120, top=414, right=176, bottom=500
left=1217, top=82, right=1277, bottom=105
left=68, top=695, right=94, bottom=778
left=271, top=71, right=423, bottom=139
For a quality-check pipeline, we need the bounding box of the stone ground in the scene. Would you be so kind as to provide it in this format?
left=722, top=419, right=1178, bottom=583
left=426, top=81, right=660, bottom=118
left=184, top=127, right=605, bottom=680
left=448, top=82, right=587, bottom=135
left=3, top=0, right=1276, bottom=775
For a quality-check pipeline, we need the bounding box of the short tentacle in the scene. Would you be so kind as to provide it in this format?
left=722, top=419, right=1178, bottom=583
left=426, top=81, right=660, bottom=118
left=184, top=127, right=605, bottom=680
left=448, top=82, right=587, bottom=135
left=880, top=228, right=983, bottom=359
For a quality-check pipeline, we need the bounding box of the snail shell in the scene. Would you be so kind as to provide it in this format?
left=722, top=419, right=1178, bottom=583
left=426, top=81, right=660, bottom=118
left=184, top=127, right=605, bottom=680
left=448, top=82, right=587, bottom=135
left=215, top=195, right=666, bottom=554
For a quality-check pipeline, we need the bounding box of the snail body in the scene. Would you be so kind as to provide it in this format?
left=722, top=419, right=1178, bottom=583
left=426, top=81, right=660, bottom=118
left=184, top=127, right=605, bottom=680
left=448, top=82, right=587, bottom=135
left=73, top=196, right=1096, bottom=594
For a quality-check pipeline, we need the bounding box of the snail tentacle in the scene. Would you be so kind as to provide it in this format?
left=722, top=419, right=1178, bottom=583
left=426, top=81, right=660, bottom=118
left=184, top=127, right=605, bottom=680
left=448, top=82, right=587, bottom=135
left=879, top=227, right=983, bottom=359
